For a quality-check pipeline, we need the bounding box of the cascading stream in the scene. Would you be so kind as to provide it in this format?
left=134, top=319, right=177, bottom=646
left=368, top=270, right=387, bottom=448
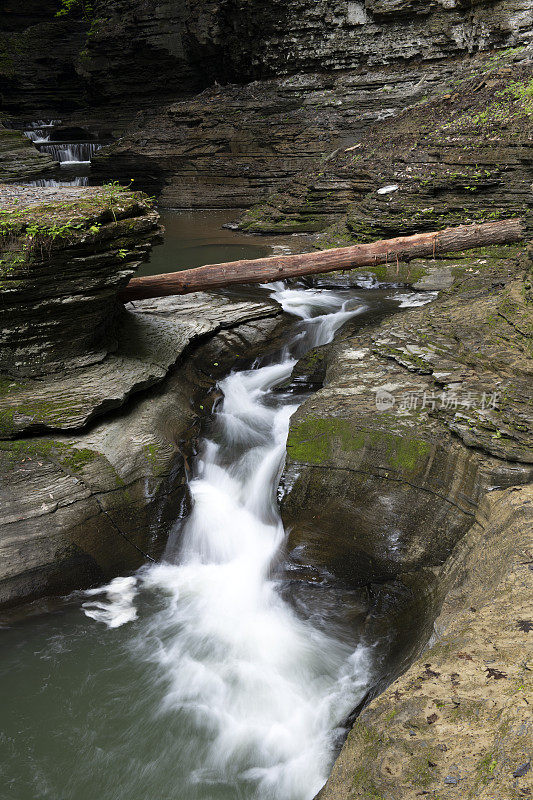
left=37, top=141, right=101, bottom=164
left=82, top=284, right=372, bottom=800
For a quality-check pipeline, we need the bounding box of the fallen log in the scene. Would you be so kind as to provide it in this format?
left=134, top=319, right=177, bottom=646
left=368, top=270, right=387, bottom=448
left=119, top=218, right=525, bottom=302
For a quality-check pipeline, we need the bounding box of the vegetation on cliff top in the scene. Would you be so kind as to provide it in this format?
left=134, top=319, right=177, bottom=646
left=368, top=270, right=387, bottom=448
left=0, top=183, right=154, bottom=274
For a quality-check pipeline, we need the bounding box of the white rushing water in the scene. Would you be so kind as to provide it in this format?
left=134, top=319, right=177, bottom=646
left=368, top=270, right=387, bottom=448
left=83, top=285, right=372, bottom=800
left=37, top=141, right=101, bottom=164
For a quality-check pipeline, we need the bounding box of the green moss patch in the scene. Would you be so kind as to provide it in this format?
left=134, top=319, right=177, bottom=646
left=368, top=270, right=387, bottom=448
left=287, top=416, right=432, bottom=474
left=0, top=439, right=98, bottom=474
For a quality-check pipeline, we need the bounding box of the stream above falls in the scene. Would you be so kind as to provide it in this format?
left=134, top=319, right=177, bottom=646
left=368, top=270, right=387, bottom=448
left=136, top=209, right=315, bottom=277
left=0, top=214, right=435, bottom=800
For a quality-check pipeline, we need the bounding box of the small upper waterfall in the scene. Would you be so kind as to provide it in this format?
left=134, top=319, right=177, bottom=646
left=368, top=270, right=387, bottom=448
left=25, top=129, right=50, bottom=143
left=18, top=120, right=105, bottom=186
left=23, top=120, right=61, bottom=143
left=36, top=141, right=101, bottom=164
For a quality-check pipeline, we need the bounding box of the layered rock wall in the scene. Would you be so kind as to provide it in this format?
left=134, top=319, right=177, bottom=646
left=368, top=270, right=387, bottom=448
left=282, top=243, right=533, bottom=581
left=239, top=47, right=533, bottom=233
left=37, top=0, right=533, bottom=110
left=281, top=242, right=533, bottom=799
left=0, top=0, right=88, bottom=117
left=0, top=125, right=58, bottom=182
left=0, top=304, right=285, bottom=608
left=92, top=13, right=532, bottom=207
left=3, top=0, right=531, bottom=201
left=0, top=185, right=160, bottom=378
left=317, top=483, right=533, bottom=800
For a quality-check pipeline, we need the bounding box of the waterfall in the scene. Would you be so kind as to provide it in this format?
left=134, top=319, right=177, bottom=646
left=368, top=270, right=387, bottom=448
left=37, top=141, right=101, bottom=164
left=24, top=130, right=50, bottom=143
left=23, top=176, right=89, bottom=187
left=19, top=120, right=95, bottom=185
left=82, top=285, right=372, bottom=800
left=23, top=120, right=61, bottom=144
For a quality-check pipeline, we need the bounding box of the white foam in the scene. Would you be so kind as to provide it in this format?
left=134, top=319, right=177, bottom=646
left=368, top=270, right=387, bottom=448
left=377, top=184, right=399, bottom=194
left=82, top=576, right=138, bottom=628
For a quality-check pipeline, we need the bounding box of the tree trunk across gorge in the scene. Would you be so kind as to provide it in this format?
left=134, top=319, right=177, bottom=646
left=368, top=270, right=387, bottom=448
left=119, top=218, right=525, bottom=302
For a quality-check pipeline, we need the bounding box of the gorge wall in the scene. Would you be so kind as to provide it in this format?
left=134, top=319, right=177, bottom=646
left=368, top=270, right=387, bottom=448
left=2, top=0, right=531, bottom=202
left=0, top=3, right=531, bottom=795
left=88, top=0, right=532, bottom=206
left=0, top=184, right=289, bottom=607
left=279, top=241, right=533, bottom=800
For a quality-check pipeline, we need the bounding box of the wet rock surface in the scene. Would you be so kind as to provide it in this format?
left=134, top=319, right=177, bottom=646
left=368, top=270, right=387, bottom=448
left=282, top=244, right=533, bottom=580
left=281, top=245, right=533, bottom=799
left=1, top=292, right=280, bottom=437
left=0, top=301, right=287, bottom=608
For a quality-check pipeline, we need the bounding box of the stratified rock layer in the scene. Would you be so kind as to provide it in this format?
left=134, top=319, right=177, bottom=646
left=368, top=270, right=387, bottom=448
left=0, top=181, right=291, bottom=608
left=0, top=184, right=160, bottom=381
left=317, top=483, right=533, bottom=800
left=89, top=4, right=532, bottom=207
left=4, top=0, right=530, bottom=117
left=0, top=295, right=286, bottom=608
left=240, top=48, right=533, bottom=234
left=0, top=0, right=88, bottom=118
left=281, top=244, right=532, bottom=799
left=0, top=125, right=57, bottom=181
left=282, top=244, right=533, bottom=581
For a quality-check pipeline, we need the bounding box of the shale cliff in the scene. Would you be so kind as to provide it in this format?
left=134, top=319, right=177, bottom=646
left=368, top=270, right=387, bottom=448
left=0, top=184, right=287, bottom=606
left=88, top=1, right=532, bottom=206
left=2, top=0, right=531, bottom=202
left=240, top=47, right=533, bottom=236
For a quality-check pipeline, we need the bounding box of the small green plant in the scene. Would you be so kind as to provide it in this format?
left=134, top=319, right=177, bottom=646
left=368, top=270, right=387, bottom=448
left=0, top=182, right=153, bottom=269
left=55, top=0, right=95, bottom=20
left=505, top=78, right=533, bottom=115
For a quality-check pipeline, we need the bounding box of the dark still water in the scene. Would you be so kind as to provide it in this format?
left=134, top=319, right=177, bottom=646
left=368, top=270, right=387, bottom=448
left=0, top=214, right=434, bottom=800
left=136, top=210, right=310, bottom=278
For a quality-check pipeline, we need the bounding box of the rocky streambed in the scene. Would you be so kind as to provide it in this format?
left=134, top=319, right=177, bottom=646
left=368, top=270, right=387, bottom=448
left=0, top=181, right=531, bottom=799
